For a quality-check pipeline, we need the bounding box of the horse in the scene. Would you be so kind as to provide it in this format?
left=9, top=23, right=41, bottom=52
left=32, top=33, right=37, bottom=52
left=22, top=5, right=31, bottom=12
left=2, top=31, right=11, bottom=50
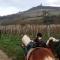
left=27, top=47, right=55, bottom=60
left=46, top=37, right=60, bottom=59
left=22, top=35, right=55, bottom=60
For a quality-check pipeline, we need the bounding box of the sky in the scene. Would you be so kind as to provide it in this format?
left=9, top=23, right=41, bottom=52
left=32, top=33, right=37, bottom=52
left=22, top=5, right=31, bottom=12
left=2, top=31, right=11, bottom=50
left=0, top=0, right=60, bottom=16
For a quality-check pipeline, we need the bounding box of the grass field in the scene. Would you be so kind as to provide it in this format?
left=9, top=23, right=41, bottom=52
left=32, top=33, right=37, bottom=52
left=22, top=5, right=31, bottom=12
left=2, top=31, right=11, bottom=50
left=0, top=33, right=50, bottom=60
left=0, top=33, right=60, bottom=60
left=0, top=24, right=60, bottom=60
left=0, top=34, right=24, bottom=60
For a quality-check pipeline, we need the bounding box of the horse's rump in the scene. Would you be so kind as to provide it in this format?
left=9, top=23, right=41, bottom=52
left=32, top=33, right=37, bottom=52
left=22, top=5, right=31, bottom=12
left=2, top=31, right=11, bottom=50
left=26, top=47, right=55, bottom=60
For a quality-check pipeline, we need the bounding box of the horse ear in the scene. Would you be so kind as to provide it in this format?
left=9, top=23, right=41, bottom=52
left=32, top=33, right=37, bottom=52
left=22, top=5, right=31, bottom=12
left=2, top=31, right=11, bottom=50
left=22, top=35, right=31, bottom=46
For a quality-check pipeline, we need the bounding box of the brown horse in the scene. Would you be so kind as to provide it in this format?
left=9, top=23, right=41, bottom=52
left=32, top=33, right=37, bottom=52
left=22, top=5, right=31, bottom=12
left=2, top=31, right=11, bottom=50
left=22, top=35, right=55, bottom=60
left=26, top=47, right=55, bottom=60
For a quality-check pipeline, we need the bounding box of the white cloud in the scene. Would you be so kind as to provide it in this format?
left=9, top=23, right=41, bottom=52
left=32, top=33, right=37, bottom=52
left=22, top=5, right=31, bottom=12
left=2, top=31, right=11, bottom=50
left=0, top=7, right=19, bottom=16
left=47, top=0, right=60, bottom=6
left=0, top=0, right=44, bottom=16
left=0, top=0, right=60, bottom=16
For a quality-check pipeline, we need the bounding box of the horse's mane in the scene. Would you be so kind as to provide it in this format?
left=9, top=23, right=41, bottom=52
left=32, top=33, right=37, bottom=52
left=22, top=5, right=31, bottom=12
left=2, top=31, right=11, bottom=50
left=28, top=48, right=55, bottom=60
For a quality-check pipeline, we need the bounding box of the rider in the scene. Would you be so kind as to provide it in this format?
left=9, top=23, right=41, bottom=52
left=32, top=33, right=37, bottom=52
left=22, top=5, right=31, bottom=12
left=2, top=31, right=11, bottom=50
left=22, top=33, right=47, bottom=56
left=34, top=33, right=47, bottom=47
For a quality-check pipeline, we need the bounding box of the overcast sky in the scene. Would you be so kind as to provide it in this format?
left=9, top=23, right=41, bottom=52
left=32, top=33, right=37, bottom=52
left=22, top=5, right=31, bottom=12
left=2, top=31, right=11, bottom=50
left=0, top=0, right=60, bottom=16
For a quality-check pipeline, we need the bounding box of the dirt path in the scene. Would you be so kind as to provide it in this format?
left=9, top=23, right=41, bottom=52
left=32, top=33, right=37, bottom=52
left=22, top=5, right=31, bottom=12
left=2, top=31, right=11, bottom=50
left=0, top=50, right=12, bottom=60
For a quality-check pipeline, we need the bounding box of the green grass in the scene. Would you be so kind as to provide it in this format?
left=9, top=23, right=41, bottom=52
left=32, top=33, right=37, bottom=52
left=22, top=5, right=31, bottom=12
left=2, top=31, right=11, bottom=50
left=0, top=33, right=48, bottom=60
left=0, top=33, right=60, bottom=60
left=0, top=34, right=24, bottom=60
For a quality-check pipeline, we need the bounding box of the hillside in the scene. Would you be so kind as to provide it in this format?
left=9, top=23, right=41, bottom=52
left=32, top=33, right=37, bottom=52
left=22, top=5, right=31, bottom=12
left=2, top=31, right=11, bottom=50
left=0, top=5, right=60, bottom=25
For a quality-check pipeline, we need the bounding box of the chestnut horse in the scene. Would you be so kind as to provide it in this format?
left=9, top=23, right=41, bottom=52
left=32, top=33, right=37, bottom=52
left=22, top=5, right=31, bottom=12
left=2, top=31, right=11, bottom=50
left=26, top=47, right=55, bottom=60
left=22, top=35, right=55, bottom=60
